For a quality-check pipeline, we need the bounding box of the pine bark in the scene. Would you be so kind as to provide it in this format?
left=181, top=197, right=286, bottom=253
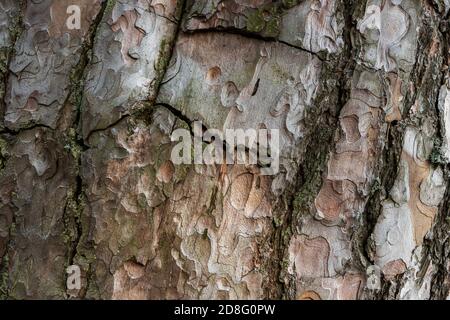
left=0, top=0, right=449, bottom=300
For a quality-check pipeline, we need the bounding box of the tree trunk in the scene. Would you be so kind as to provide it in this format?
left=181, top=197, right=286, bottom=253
left=0, top=0, right=449, bottom=300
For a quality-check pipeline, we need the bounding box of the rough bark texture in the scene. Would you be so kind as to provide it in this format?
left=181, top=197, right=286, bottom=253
left=0, top=0, right=449, bottom=300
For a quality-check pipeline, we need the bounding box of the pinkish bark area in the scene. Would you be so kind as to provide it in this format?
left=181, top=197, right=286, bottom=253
left=0, top=0, right=449, bottom=300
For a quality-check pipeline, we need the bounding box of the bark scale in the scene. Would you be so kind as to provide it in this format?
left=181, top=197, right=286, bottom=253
left=0, top=0, right=448, bottom=300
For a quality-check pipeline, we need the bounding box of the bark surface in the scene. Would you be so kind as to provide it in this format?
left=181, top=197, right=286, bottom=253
left=0, top=0, right=449, bottom=300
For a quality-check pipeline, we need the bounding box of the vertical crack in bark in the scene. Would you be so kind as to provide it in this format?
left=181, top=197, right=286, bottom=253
left=428, top=180, right=450, bottom=299
left=426, top=12, right=449, bottom=299
left=0, top=0, right=26, bottom=299
left=61, top=0, right=110, bottom=299
left=73, top=0, right=188, bottom=298
left=363, top=2, right=448, bottom=299
left=263, top=0, right=357, bottom=300
left=139, top=0, right=188, bottom=123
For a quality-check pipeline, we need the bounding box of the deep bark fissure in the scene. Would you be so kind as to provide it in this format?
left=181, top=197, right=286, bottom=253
left=364, top=3, right=449, bottom=299
left=0, top=1, right=28, bottom=298
left=265, top=0, right=358, bottom=300
left=428, top=179, right=450, bottom=299
left=61, top=0, right=111, bottom=298
left=426, top=8, right=449, bottom=300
